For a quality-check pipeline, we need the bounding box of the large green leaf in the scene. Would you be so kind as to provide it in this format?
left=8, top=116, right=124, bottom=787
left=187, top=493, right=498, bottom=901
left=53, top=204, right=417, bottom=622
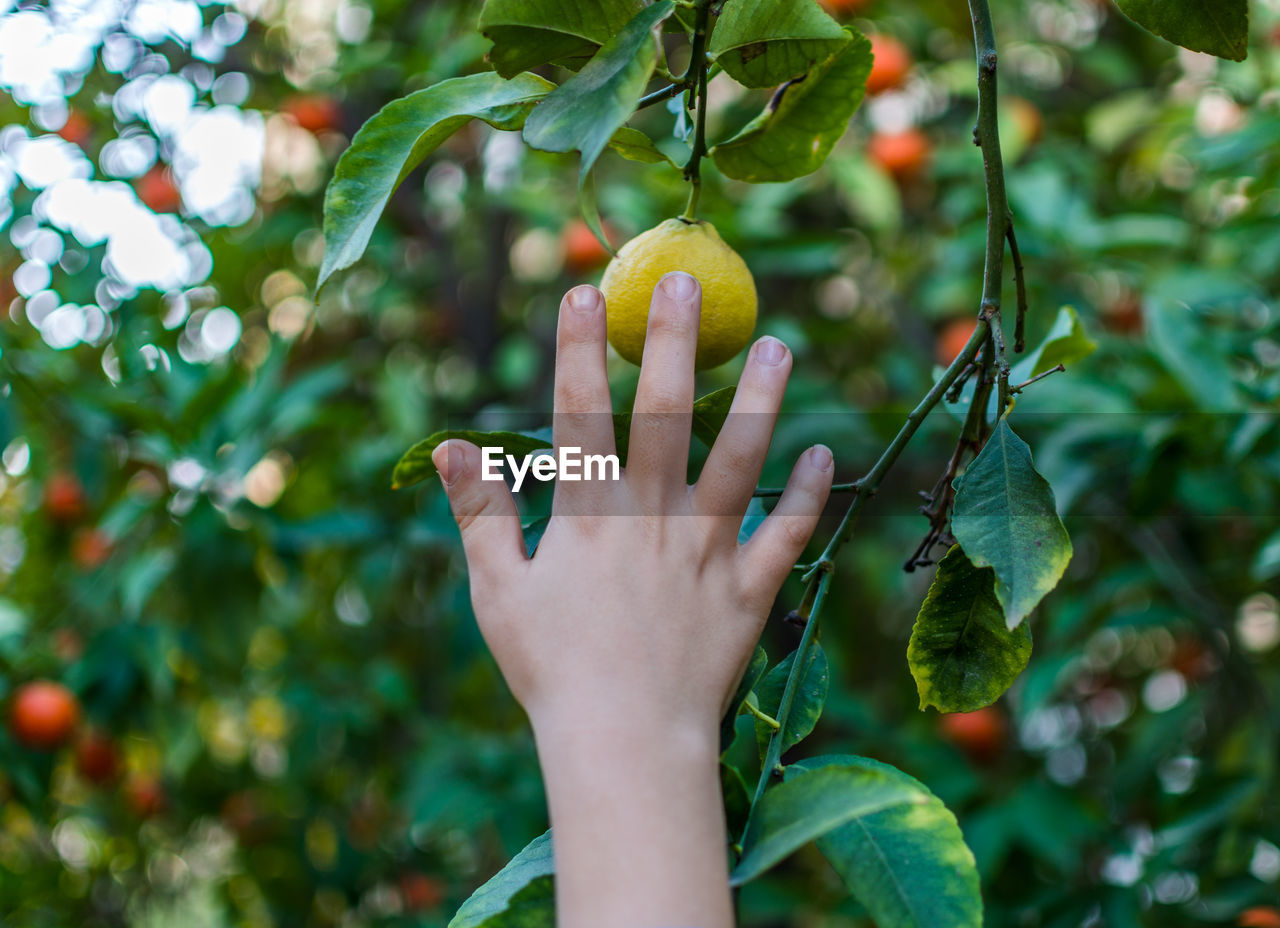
left=449, top=830, right=554, bottom=928
left=707, top=0, right=849, bottom=89
left=392, top=430, right=554, bottom=489
left=731, top=762, right=923, bottom=885
left=1113, top=0, right=1248, bottom=61
left=790, top=756, right=982, bottom=928
left=1010, top=306, right=1097, bottom=382
left=711, top=27, right=872, bottom=182
left=754, top=643, right=829, bottom=761
left=523, top=2, right=672, bottom=169
left=907, top=546, right=1033, bottom=713
left=478, top=0, right=649, bottom=77
left=319, top=73, right=552, bottom=288
left=951, top=420, right=1073, bottom=628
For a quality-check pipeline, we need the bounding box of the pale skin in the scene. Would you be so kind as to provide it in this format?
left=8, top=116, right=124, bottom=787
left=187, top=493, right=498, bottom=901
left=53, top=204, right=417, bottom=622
left=432, top=271, right=833, bottom=928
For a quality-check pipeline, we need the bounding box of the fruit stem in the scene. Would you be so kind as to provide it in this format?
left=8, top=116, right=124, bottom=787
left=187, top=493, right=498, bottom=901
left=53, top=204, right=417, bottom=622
left=679, top=0, right=713, bottom=222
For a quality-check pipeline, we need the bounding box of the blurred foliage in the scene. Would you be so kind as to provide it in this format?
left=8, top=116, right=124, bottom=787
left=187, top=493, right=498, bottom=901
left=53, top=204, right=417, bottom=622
left=1, top=0, right=1279, bottom=926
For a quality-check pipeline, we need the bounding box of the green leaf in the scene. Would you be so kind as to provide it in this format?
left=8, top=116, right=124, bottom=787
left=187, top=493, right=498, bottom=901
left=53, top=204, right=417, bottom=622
left=478, top=0, right=649, bottom=78
left=907, top=546, right=1033, bottom=713
left=607, top=126, right=676, bottom=166
left=711, top=27, right=872, bottom=182
left=449, top=830, right=554, bottom=928
left=1009, top=306, right=1096, bottom=382
left=320, top=73, right=552, bottom=288
left=790, top=756, right=982, bottom=928
left=392, top=430, right=553, bottom=490
left=755, top=644, right=829, bottom=761
left=737, top=497, right=768, bottom=545
left=731, top=762, right=923, bottom=886
left=691, top=385, right=737, bottom=448
left=523, top=2, right=673, bottom=170
left=951, top=420, right=1073, bottom=628
left=1113, top=0, right=1248, bottom=62
left=707, top=0, right=849, bottom=88
left=721, top=645, right=768, bottom=753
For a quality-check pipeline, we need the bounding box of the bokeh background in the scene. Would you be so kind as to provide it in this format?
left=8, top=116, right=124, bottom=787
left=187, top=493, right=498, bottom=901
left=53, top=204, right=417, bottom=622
left=2, top=0, right=1279, bottom=925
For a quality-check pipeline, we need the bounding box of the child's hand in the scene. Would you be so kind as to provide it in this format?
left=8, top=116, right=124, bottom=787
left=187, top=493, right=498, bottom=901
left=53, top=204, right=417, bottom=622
left=432, top=272, right=832, bottom=928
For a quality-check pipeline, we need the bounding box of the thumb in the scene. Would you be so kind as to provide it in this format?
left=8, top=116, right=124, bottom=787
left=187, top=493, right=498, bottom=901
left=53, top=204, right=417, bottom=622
left=432, top=440, right=526, bottom=577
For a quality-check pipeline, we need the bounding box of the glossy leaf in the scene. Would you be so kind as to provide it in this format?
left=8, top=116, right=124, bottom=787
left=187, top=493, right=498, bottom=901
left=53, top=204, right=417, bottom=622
left=392, top=430, right=553, bottom=489
left=731, top=762, right=923, bottom=885
left=907, top=546, right=1033, bottom=713
left=951, top=420, right=1073, bottom=628
left=607, top=126, right=676, bottom=166
left=712, top=28, right=872, bottom=182
left=522, top=2, right=672, bottom=170
left=522, top=516, right=550, bottom=557
left=319, top=73, right=552, bottom=288
left=754, top=643, right=829, bottom=760
left=1010, top=306, right=1097, bottom=381
left=449, top=830, right=554, bottom=928
left=1114, top=0, right=1248, bottom=61
left=478, top=0, right=649, bottom=77
left=708, top=0, right=848, bottom=89
left=790, top=756, right=982, bottom=928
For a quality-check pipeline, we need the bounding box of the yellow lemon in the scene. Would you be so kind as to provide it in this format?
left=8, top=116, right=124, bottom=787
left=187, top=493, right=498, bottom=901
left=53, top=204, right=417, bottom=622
left=600, top=218, right=757, bottom=370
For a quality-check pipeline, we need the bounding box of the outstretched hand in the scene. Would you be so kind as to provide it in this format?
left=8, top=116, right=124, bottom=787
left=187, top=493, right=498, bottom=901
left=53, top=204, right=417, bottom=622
left=432, top=271, right=833, bottom=928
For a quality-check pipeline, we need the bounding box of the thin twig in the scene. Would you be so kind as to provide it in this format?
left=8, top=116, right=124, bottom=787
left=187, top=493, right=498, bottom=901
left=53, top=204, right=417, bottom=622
left=1011, top=363, right=1065, bottom=394
left=679, top=0, right=713, bottom=221
left=753, top=481, right=858, bottom=499
left=636, top=82, right=683, bottom=109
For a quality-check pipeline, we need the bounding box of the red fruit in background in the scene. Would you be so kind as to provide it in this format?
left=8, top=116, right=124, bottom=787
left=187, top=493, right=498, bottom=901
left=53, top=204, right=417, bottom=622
left=71, top=528, right=112, bottom=569
left=1238, top=908, right=1280, bottom=928
left=562, top=219, right=613, bottom=274
left=866, top=35, right=912, bottom=95
left=283, top=94, right=342, bottom=134
left=136, top=167, right=182, bottom=213
left=57, top=110, right=92, bottom=147
left=818, top=0, right=872, bottom=15
left=935, top=317, right=978, bottom=365
left=124, top=775, right=166, bottom=818
left=9, top=681, right=81, bottom=750
left=44, top=472, right=87, bottom=523
left=1101, top=290, right=1143, bottom=335
left=399, top=871, right=446, bottom=912
left=938, top=706, right=1007, bottom=763
left=868, top=129, right=931, bottom=181
left=75, top=731, right=120, bottom=784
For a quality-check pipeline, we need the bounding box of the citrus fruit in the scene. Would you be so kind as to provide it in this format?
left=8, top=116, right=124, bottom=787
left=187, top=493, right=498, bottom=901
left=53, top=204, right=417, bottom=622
left=938, top=706, right=1007, bottom=764
left=599, top=218, right=757, bottom=370
left=75, top=730, right=121, bottom=783
left=866, top=35, right=912, bottom=95
left=936, top=317, right=977, bottom=365
left=44, top=472, right=87, bottom=523
left=561, top=218, right=613, bottom=274
left=868, top=128, right=931, bottom=181
left=9, top=680, right=81, bottom=750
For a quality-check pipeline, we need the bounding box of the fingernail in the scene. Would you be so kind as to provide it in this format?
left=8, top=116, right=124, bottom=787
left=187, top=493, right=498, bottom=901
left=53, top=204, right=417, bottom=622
left=660, top=271, right=697, bottom=301
left=432, top=441, right=465, bottom=487
left=809, top=444, right=834, bottom=471
left=755, top=336, right=787, bottom=366
left=568, top=285, right=599, bottom=314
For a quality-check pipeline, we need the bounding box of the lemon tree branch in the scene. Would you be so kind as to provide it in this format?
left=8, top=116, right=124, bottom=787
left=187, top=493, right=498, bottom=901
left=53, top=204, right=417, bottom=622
left=680, top=0, right=714, bottom=221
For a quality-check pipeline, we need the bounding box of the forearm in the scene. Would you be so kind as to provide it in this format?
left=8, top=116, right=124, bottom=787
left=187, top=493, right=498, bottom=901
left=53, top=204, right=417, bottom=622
left=533, top=715, right=735, bottom=928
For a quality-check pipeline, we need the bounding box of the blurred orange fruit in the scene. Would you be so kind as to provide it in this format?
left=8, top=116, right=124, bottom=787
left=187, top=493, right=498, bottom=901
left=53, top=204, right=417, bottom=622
left=75, top=730, right=121, bottom=784
left=57, top=110, right=92, bottom=147
left=938, top=706, right=1007, bottom=763
left=283, top=94, right=343, bottom=134
left=1238, top=908, right=1280, bottom=928
left=9, top=681, right=81, bottom=750
left=44, top=472, right=87, bottom=523
left=71, top=528, right=112, bottom=569
left=866, top=35, right=912, bottom=95
left=562, top=219, right=614, bottom=274
left=936, top=318, right=978, bottom=365
left=818, top=0, right=872, bottom=16
left=136, top=167, right=182, bottom=213
left=868, top=129, right=931, bottom=181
